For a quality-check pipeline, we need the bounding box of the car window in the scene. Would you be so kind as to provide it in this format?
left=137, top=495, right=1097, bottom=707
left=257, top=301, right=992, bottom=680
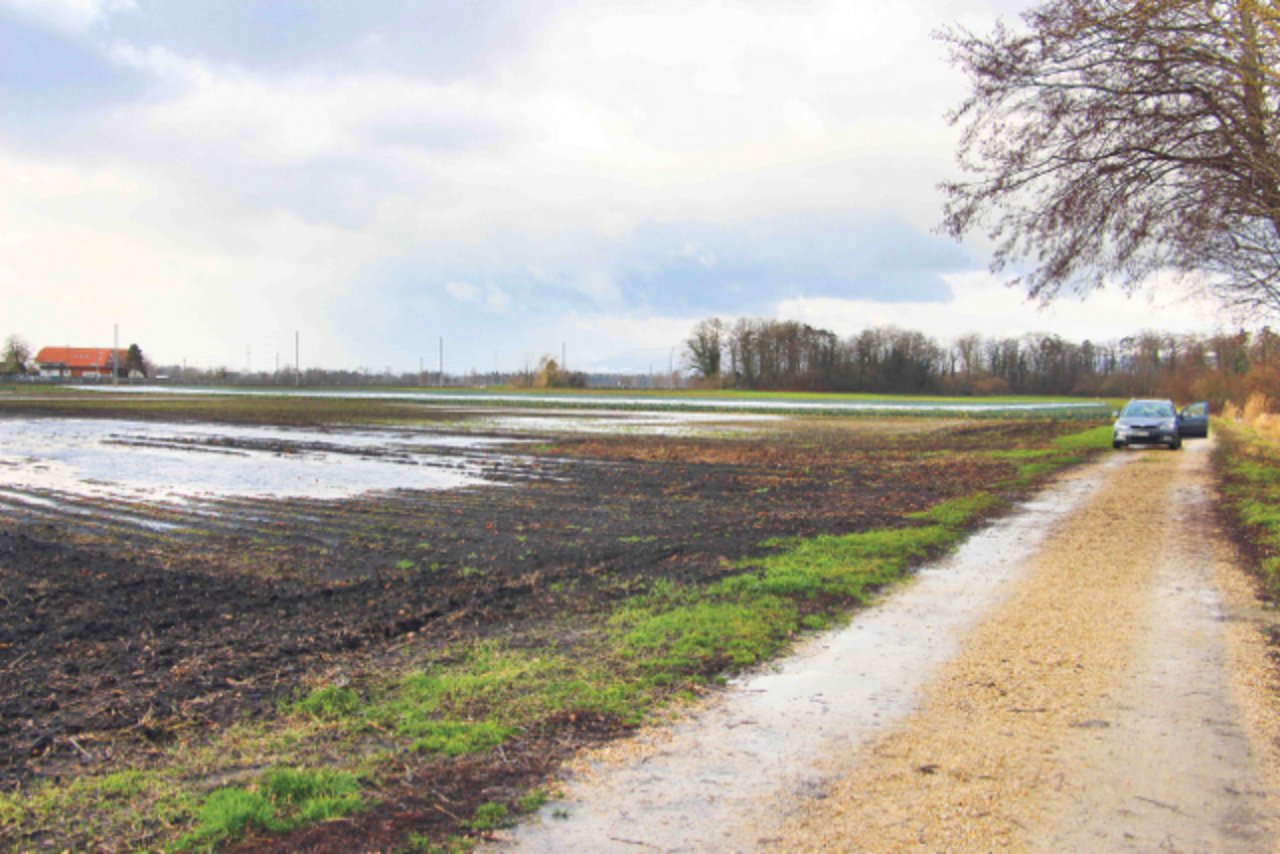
left=1184, top=402, right=1207, bottom=416
left=1121, top=401, right=1173, bottom=417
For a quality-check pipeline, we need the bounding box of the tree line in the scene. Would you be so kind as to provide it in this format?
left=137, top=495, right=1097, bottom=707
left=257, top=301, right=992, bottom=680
left=683, top=317, right=1280, bottom=406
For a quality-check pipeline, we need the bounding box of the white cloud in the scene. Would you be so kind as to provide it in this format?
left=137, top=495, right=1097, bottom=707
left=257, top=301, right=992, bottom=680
left=62, top=0, right=966, bottom=285
left=500, top=311, right=698, bottom=374
left=0, top=145, right=384, bottom=370
left=485, top=287, right=511, bottom=313
left=445, top=281, right=481, bottom=302
left=776, top=271, right=1230, bottom=344
left=445, top=281, right=510, bottom=313
left=89, top=0, right=970, bottom=240
left=108, top=43, right=215, bottom=87
left=1, top=0, right=133, bottom=32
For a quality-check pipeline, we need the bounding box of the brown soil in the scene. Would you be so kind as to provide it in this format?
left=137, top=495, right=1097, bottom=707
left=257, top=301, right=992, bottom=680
left=766, top=442, right=1280, bottom=852
left=0, top=413, right=1067, bottom=851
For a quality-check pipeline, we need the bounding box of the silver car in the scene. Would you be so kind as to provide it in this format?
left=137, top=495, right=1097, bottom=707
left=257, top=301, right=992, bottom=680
left=1112, top=398, right=1181, bottom=450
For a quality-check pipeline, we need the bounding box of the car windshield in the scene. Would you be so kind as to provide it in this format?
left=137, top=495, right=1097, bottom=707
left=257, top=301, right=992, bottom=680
left=1121, top=401, right=1174, bottom=418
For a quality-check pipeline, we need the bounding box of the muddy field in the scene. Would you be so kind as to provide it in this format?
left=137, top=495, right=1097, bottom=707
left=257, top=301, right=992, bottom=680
left=0, top=396, right=1100, bottom=851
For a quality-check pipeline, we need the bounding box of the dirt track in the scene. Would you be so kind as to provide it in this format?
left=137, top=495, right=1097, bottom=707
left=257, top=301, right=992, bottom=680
left=769, top=440, right=1280, bottom=851
left=498, top=440, right=1280, bottom=852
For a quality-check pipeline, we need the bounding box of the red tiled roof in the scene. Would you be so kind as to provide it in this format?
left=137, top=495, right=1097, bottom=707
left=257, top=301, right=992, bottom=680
left=35, top=347, right=128, bottom=370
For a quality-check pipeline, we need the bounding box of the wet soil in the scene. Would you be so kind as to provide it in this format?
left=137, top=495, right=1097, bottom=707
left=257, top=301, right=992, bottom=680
left=0, top=411, right=1081, bottom=850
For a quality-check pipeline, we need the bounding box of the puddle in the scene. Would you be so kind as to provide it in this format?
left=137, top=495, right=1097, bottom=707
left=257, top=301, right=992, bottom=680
left=0, top=488, right=183, bottom=531
left=492, top=456, right=1127, bottom=853
left=0, top=408, right=779, bottom=512
left=0, top=418, right=520, bottom=504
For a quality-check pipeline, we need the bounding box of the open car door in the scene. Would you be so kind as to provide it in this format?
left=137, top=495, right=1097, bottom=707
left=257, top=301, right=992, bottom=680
left=1178, top=401, right=1209, bottom=438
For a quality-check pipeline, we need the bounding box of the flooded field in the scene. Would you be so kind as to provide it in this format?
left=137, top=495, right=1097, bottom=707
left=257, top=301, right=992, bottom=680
left=0, top=392, right=1109, bottom=852
left=0, top=418, right=522, bottom=504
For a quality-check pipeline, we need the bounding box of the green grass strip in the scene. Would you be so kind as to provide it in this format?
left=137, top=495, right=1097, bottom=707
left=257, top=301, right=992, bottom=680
left=1214, top=421, right=1280, bottom=597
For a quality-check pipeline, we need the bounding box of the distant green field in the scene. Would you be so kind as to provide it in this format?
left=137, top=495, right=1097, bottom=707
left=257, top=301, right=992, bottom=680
left=0, top=382, right=1115, bottom=420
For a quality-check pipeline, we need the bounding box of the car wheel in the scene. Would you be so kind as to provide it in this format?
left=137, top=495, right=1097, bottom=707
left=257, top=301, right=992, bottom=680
left=1113, top=441, right=1124, bottom=450
left=1170, top=439, right=1182, bottom=450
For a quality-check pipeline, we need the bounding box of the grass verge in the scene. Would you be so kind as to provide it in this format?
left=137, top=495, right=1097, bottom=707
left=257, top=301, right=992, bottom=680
left=986, top=424, right=1112, bottom=487
left=1214, top=420, right=1280, bottom=599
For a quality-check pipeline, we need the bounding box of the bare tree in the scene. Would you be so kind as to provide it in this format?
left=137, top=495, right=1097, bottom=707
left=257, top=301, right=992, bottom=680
left=954, top=332, right=985, bottom=378
left=2, top=335, right=30, bottom=375
left=940, top=0, right=1280, bottom=313
left=683, top=318, right=724, bottom=383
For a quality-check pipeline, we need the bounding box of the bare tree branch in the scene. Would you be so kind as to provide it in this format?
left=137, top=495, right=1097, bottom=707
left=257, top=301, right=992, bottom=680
left=939, top=0, right=1280, bottom=313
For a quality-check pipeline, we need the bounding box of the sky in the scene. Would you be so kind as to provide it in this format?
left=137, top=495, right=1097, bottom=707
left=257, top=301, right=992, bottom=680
left=0, top=0, right=1237, bottom=376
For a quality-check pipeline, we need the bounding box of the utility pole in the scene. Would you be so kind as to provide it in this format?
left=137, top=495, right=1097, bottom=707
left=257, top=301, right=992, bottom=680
left=112, top=323, right=119, bottom=385
left=275, top=352, right=279, bottom=384
left=562, top=341, right=566, bottom=370
left=439, top=336, right=444, bottom=387
left=295, top=331, right=300, bottom=387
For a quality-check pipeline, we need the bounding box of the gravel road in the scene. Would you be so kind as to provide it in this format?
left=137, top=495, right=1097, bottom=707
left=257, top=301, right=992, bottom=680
left=492, top=439, right=1280, bottom=852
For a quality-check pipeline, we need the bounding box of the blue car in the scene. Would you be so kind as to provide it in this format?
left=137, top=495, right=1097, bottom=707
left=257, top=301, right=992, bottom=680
left=1113, top=398, right=1182, bottom=450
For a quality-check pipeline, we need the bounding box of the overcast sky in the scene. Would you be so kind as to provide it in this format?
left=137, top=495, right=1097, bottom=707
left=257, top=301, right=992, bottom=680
left=0, top=0, right=1234, bottom=375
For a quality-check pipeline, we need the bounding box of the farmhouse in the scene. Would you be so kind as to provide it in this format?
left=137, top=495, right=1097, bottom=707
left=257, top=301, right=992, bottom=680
left=35, top=347, right=130, bottom=379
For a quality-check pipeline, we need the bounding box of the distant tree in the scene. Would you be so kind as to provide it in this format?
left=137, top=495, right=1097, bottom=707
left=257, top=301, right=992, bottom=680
left=683, top=318, right=725, bottom=385
left=532, top=357, right=586, bottom=389
left=940, top=0, right=1280, bottom=313
left=123, top=343, right=148, bottom=377
left=953, top=332, right=984, bottom=378
left=2, top=335, right=30, bottom=375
